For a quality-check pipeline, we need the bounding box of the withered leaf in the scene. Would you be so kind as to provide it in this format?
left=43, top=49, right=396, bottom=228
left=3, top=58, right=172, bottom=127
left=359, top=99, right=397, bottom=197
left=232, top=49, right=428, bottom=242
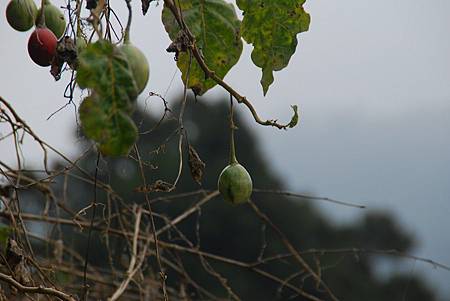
left=142, top=0, right=156, bottom=15
left=150, top=180, right=173, bottom=192
left=6, top=239, right=32, bottom=285
left=135, top=180, right=173, bottom=193
left=188, top=144, right=205, bottom=185
left=51, top=37, right=78, bottom=81
left=166, top=31, right=189, bottom=61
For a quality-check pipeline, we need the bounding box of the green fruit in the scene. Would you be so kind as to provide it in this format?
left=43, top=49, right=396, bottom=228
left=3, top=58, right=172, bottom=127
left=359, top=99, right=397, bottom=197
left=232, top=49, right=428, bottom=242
left=36, top=0, right=66, bottom=38
left=76, top=36, right=87, bottom=54
left=6, top=0, right=37, bottom=32
left=218, top=163, right=253, bottom=205
left=120, top=43, right=149, bottom=95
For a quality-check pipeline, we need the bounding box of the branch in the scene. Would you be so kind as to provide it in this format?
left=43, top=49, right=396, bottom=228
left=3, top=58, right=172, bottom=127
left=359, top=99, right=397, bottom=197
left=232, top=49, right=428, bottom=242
left=252, top=189, right=366, bottom=209
left=0, top=97, right=50, bottom=173
left=108, top=206, right=148, bottom=301
left=134, top=145, right=169, bottom=300
left=163, top=0, right=295, bottom=130
left=248, top=200, right=339, bottom=301
left=0, top=272, right=76, bottom=301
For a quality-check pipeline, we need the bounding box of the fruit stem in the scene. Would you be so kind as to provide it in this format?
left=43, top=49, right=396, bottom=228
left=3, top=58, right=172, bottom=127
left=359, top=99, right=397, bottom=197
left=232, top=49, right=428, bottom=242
left=124, top=0, right=132, bottom=44
left=76, top=0, right=84, bottom=39
left=36, top=0, right=46, bottom=27
left=229, top=94, right=238, bottom=164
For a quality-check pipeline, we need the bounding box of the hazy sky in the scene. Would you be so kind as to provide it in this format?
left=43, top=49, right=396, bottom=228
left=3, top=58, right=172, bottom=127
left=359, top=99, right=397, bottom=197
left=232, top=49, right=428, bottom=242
left=1, top=0, right=450, bottom=298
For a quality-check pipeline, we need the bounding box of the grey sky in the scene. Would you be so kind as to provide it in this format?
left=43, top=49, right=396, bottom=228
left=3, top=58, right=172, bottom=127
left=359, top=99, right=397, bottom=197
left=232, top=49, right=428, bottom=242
left=1, top=0, right=450, bottom=298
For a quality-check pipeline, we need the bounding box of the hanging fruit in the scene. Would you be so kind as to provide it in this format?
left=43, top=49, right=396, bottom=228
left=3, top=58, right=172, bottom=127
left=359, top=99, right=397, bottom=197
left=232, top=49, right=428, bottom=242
left=76, top=36, right=87, bottom=54
left=121, top=44, right=149, bottom=95
left=5, top=0, right=38, bottom=32
left=36, top=0, right=66, bottom=38
left=218, top=98, right=253, bottom=205
left=218, top=162, right=253, bottom=205
left=28, top=0, right=57, bottom=67
left=28, top=27, right=57, bottom=66
left=119, top=4, right=149, bottom=95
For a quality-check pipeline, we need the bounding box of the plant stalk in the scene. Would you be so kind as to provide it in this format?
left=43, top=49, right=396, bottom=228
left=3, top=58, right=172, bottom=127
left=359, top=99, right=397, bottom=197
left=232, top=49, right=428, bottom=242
left=124, top=0, right=132, bottom=43
left=229, top=94, right=237, bottom=164
left=36, top=0, right=46, bottom=27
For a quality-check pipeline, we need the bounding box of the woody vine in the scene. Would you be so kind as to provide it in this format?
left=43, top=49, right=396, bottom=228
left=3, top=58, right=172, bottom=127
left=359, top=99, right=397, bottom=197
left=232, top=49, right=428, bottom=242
left=2, top=0, right=448, bottom=301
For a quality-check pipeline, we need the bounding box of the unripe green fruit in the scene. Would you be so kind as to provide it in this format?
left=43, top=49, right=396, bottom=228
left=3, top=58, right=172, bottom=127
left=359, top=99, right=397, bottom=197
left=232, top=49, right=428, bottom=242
left=6, top=0, right=37, bottom=32
left=36, top=0, right=66, bottom=38
left=120, top=43, right=149, bottom=95
left=218, top=163, right=253, bottom=205
left=76, top=37, right=87, bottom=54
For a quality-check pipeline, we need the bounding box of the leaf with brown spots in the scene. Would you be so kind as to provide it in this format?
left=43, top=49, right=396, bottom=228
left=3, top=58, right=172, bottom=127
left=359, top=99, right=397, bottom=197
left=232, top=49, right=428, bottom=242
left=162, top=0, right=243, bottom=95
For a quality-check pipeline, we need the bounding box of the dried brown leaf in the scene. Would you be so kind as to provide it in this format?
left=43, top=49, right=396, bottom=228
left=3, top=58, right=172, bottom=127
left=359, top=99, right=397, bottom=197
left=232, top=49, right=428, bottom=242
left=51, top=37, right=78, bottom=81
left=142, top=0, right=156, bottom=15
left=188, top=144, right=205, bottom=185
left=6, top=239, right=32, bottom=285
left=135, top=180, right=173, bottom=193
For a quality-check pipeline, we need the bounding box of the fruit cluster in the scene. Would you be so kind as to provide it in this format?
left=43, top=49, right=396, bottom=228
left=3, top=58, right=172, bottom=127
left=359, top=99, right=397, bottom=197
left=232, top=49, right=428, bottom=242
left=5, top=0, right=149, bottom=93
left=6, top=0, right=66, bottom=66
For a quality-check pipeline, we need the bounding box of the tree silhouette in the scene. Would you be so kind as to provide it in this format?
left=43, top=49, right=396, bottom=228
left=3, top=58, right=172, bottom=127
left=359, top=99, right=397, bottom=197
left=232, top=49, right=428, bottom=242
left=7, top=95, right=439, bottom=300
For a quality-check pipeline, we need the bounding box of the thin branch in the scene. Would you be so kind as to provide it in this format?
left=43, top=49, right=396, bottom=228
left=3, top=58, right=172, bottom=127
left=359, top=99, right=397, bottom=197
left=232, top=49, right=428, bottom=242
left=134, top=145, right=169, bottom=301
left=154, top=190, right=219, bottom=236
left=108, top=206, right=148, bottom=301
left=252, top=189, right=366, bottom=209
left=82, top=151, right=101, bottom=300
left=0, top=272, right=76, bottom=301
left=248, top=200, right=339, bottom=301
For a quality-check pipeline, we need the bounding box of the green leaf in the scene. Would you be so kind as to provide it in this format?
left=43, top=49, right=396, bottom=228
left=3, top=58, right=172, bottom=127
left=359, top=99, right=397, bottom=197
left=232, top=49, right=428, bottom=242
left=76, top=40, right=138, bottom=112
left=236, top=0, right=310, bottom=95
left=288, top=105, right=299, bottom=128
left=76, top=40, right=140, bottom=156
left=162, top=0, right=243, bottom=95
left=79, top=95, right=138, bottom=156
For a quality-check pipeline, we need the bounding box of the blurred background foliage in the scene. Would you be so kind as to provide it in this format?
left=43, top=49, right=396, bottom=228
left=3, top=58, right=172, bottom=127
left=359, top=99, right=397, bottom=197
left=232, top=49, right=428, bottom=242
left=13, top=95, right=439, bottom=300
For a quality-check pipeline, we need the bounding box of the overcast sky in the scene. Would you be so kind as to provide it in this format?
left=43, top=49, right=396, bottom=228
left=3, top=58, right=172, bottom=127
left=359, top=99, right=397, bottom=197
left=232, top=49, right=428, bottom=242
left=1, top=0, right=450, bottom=298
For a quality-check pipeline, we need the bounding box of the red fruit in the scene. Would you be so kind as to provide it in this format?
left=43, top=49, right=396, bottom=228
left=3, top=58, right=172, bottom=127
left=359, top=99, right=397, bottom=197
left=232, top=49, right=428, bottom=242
left=28, top=27, right=57, bottom=67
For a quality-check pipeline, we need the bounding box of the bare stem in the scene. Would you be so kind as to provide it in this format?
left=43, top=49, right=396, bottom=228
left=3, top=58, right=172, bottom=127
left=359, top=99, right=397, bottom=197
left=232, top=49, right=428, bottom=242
left=134, top=145, right=169, bottom=301
left=229, top=94, right=237, bottom=164
left=124, top=0, right=132, bottom=43
left=36, top=0, right=46, bottom=27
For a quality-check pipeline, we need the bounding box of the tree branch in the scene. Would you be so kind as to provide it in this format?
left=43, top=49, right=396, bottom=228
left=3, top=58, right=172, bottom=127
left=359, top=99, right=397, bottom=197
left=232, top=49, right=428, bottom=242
left=163, top=0, right=296, bottom=130
left=0, top=272, right=76, bottom=301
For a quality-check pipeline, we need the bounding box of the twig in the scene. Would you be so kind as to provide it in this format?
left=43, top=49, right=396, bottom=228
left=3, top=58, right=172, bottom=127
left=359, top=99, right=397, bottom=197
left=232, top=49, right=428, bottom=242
left=168, top=48, right=193, bottom=192
left=82, top=151, right=101, bottom=300
left=0, top=272, right=76, bottom=301
left=248, top=200, right=339, bottom=301
left=108, top=206, right=147, bottom=301
left=154, top=190, right=219, bottom=236
left=134, top=145, right=169, bottom=300
left=252, top=189, right=366, bottom=209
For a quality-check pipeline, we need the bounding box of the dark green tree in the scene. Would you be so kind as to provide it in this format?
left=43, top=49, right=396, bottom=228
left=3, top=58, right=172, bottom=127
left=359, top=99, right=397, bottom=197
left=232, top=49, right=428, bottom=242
left=12, top=96, right=439, bottom=300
